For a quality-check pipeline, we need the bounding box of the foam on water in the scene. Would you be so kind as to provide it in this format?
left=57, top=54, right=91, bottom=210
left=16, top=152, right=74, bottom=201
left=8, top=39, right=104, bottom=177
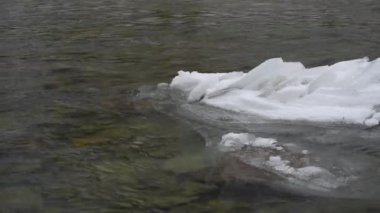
left=170, top=57, right=380, bottom=126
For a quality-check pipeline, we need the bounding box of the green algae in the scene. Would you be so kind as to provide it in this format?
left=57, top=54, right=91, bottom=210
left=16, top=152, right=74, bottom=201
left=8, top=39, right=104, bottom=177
left=0, top=187, right=43, bottom=212
left=72, top=125, right=131, bottom=147
left=43, top=99, right=224, bottom=211
left=206, top=200, right=252, bottom=212
left=94, top=158, right=217, bottom=210
left=170, top=200, right=252, bottom=213
left=163, top=153, right=209, bottom=174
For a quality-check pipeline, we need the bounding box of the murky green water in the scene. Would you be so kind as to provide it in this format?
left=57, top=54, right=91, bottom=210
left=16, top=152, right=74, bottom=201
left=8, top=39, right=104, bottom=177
left=1, top=0, right=380, bottom=212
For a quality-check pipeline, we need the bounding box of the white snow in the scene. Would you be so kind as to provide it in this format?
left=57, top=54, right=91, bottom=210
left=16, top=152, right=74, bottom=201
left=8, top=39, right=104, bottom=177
left=169, top=57, right=380, bottom=126
left=219, top=132, right=283, bottom=152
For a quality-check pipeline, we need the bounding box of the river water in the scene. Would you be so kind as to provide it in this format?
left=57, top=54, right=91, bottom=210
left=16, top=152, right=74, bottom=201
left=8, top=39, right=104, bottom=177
left=1, top=0, right=380, bottom=212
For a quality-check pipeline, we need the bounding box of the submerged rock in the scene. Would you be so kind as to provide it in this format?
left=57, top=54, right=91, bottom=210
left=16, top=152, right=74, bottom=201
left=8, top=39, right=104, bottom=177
left=216, top=132, right=354, bottom=194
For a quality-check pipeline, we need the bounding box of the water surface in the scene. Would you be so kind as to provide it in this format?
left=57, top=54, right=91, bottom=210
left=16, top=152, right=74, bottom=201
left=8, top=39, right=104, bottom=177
left=1, top=0, right=380, bottom=212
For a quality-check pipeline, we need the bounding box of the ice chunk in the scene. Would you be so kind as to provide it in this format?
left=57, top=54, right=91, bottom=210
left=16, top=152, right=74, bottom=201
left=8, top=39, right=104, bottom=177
left=170, top=71, right=243, bottom=102
left=169, top=57, right=380, bottom=125
left=266, top=156, right=324, bottom=179
left=219, top=132, right=283, bottom=152
left=218, top=132, right=351, bottom=191
left=266, top=156, right=296, bottom=175
left=265, top=156, right=346, bottom=190
left=364, top=118, right=379, bottom=127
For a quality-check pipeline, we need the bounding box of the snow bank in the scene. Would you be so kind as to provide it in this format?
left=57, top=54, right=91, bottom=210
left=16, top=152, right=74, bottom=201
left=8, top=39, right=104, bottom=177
left=170, top=57, right=380, bottom=126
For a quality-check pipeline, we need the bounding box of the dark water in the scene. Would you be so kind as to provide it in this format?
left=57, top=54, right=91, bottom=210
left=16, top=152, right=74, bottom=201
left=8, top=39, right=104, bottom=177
left=1, top=0, right=380, bottom=212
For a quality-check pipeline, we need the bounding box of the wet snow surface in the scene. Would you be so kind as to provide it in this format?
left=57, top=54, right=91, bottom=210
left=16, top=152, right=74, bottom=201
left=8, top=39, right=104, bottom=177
left=140, top=58, right=380, bottom=198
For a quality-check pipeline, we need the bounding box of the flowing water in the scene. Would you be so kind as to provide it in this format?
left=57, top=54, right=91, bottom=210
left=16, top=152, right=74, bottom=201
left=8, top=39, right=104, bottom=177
left=1, top=0, right=380, bottom=212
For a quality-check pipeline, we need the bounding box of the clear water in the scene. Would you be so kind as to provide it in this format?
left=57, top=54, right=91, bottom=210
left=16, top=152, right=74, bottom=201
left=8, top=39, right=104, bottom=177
left=1, top=0, right=380, bottom=212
